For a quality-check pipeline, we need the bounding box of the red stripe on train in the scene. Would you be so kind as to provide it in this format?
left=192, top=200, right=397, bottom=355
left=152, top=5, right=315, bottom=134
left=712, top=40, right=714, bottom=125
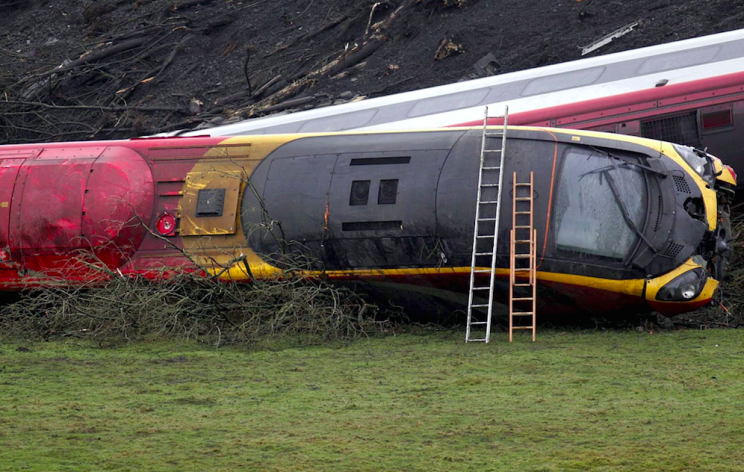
left=450, top=70, right=744, bottom=128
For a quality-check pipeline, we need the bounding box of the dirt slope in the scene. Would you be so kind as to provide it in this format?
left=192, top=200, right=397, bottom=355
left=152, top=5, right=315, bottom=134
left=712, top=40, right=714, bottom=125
left=1, top=0, right=744, bottom=143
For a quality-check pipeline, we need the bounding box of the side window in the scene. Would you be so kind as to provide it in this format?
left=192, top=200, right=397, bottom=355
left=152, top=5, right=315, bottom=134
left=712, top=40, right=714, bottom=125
left=378, top=179, right=398, bottom=205
left=349, top=180, right=370, bottom=206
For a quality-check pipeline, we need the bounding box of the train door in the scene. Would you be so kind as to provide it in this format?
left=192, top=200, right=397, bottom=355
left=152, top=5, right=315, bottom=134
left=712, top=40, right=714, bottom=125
left=258, top=153, right=338, bottom=269
left=9, top=147, right=105, bottom=274
left=324, top=149, right=449, bottom=269
left=0, top=155, right=29, bottom=279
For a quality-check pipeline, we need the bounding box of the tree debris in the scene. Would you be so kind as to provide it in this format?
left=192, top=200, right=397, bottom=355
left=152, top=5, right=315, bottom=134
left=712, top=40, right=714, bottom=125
left=434, top=36, right=464, bottom=61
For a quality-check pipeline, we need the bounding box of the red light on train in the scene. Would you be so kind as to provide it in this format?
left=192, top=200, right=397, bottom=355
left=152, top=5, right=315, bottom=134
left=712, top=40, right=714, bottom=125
left=156, top=213, right=177, bottom=236
left=702, top=109, right=733, bottom=129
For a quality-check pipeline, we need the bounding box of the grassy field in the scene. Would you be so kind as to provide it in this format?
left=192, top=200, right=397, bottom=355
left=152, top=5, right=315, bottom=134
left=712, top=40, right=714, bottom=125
left=1, top=329, right=743, bottom=471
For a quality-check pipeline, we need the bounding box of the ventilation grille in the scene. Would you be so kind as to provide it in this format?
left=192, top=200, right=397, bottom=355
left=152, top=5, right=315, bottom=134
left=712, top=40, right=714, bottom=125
left=662, top=242, right=684, bottom=259
left=640, top=112, right=701, bottom=148
left=654, top=195, right=663, bottom=232
left=673, top=175, right=691, bottom=194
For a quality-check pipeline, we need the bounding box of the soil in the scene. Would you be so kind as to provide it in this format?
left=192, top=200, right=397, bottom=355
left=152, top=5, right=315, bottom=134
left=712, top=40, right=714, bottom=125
left=2, top=0, right=744, bottom=143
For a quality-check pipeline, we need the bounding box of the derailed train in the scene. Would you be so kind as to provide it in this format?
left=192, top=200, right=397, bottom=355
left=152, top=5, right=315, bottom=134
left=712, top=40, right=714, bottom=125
left=0, top=126, right=736, bottom=316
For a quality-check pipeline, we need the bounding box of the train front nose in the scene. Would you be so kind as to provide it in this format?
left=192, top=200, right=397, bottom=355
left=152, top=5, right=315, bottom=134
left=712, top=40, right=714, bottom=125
left=646, top=256, right=719, bottom=315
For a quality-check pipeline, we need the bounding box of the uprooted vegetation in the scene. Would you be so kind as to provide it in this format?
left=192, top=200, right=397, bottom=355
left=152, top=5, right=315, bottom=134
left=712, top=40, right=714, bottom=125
left=0, top=253, right=398, bottom=346
left=670, top=209, right=744, bottom=329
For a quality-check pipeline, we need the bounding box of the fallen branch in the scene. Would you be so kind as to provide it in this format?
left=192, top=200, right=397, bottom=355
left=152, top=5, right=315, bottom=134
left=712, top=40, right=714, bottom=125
left=266, top=16, right=348, bottom=57
left=259, top=96, right=316, bottom=114
left=251, top=75, right=284, bottom=99
left=36, top=37, right=150, bottom=80
left=322, top=39, right=384, bottom=77
left=212, top=90, right=256, bottom=108
left=0, top=100, right=184, bottom=113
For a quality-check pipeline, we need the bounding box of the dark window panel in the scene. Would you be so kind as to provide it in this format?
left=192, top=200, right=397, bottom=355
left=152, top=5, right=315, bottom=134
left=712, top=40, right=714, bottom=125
left=350, top=180, right=370, bottom=206
left=378, top=179, right=399, bottom=205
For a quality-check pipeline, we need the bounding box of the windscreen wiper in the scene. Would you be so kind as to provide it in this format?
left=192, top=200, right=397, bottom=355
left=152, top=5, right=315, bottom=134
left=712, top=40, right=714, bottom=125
left=601, top=161, right=658, bottom=267
left=588, top=146, right=669, bottom=178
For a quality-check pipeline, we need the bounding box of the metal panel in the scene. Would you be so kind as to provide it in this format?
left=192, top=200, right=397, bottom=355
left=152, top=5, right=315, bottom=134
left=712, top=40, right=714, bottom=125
left=521, top=67, right=606, bottom=97
left=179, top=161, right=243, bottom=236
left=298, top=110, right=378, bottom=133
left=12, top=157, right=96, bottom=252
left=635, top=45, right=721, bottom=75
left=407, top=88, right=491, bottom=118
left=259, top=154, right=337, bottom=265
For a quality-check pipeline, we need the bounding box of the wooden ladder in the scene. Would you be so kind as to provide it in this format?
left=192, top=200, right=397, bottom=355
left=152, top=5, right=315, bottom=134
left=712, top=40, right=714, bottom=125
left=509, top=171, right=537, bottom=342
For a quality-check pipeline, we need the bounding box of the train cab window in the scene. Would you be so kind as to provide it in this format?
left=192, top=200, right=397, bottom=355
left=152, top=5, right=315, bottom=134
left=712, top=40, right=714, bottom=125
left=554, top=147, right=647, bottom=260
left=350, top=180, right=370, bottom=206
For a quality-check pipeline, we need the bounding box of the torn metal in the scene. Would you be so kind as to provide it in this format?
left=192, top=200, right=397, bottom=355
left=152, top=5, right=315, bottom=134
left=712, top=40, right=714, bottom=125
left=581, top=21, right=640, bottom=56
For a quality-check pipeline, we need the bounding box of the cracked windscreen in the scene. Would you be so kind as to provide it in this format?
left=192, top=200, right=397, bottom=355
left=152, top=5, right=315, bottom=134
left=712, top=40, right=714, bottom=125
left=554, top=146, right=647, bottom=260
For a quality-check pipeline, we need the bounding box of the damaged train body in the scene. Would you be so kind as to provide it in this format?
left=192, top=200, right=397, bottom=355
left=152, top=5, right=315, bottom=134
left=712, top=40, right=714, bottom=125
left=0, top=127, right=736, bottom=317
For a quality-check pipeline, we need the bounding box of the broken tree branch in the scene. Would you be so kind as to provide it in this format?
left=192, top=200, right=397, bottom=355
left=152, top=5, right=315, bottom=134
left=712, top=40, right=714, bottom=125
left=322, top=39, right=384, bottom=77
left=0, top=100, right=185, bottom=113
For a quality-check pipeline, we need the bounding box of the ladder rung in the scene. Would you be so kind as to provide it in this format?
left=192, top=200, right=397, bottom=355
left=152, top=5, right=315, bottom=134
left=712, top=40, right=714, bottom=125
left=479, top=218, right=497, bottom=221
left=476, top=235, right=494, bottom=239
left=515, top=183, right=532, bottom=187
left=514, top=254, right=532, bottom=259
left=473, top=270, right=492, bottom=274
left=467, top=338, right=487, bottom=342
left=472, top=286, right=491, bottom=290
left=475, top=252, right=493, bottom=256
left=481, top=184, right=500, bottom=187
left=512, top=297, right=533, bottom=301
left=511, top=312, right=534, bottom=315
left=515, top=197, right=532, bottom=201
left=514, top=239, right=532, bottom=243
left=471, top=304, right=490, bottom=308
left=513, top=268, right=532, bottom=272
left=512, top=326, right=534, bottom=330
left=482, top=167, right=500, bottom=170
left=514, top=283, right=532, bottom=287
left=483, top=150, right=502, bottom=153
left=514, top=225, right=531, bottom=229
left=485, top=132, right=503, bottom=137
left=480, top=201, right=499, bottom=204
left=469, top=321, right=489, bottom=325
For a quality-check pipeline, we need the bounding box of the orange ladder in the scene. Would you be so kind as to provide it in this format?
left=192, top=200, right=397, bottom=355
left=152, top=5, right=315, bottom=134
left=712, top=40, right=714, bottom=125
left=509, top=171, right=537, bottom=342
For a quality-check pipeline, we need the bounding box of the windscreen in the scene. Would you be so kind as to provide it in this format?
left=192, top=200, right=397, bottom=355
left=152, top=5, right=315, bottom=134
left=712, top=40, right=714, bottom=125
left=554, top=146, right=647, bottom=260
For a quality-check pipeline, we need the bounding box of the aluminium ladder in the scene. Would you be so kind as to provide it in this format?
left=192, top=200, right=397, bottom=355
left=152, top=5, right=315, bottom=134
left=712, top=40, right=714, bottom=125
left=465, top=106, right=508, bottom=343
left=509, top=171, right=537, bottom=342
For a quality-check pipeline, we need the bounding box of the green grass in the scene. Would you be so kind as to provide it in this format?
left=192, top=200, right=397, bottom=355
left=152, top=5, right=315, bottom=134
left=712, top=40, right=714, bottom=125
left=1, top=329, right=744, bottom=471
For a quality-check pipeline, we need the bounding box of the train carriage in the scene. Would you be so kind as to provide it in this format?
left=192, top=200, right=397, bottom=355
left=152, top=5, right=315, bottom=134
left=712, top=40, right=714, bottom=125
left=0, top=126, right=735, bottom=317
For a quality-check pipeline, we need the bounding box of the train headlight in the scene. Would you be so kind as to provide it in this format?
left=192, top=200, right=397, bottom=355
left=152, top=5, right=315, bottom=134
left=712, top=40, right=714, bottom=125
left=672, top=144, right=714, bottom=185
left=656, top=268, right=707, bottom=301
